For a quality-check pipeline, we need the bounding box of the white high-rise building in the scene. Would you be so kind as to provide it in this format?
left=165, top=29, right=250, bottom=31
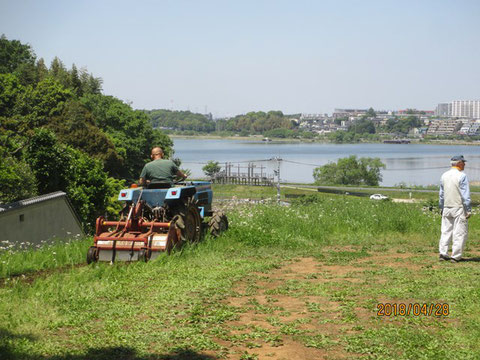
left=436, top=100, right=480, bottom=118
left=451, top=100, right=480, bottom=118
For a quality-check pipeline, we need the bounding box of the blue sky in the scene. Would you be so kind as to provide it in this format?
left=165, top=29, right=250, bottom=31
left=1, top=0, right=479, bottom=117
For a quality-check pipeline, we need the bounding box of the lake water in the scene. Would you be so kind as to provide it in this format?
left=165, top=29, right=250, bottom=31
left=172, top=138, right=480, bottom=186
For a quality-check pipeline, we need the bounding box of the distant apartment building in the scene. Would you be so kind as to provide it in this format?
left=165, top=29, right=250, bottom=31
left=396, top=109, right=434, bottom=116
left=332, top=109, right=368, bottom=118
left=436, top=103, right=451, bottom=116
left=458, top=120, right=472, bottom=135
left=458, top=119, right=480, bottom=135
left=300, top=113, right=328, bottom=120
left=427, top=119, right=463, bottom=135
left=435, top=100, right=480, bottom=118
left=468, top=120, right=480, bottom=135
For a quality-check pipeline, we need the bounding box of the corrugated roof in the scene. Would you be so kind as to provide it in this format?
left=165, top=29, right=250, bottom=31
left=0, top=191, right=67, bottom=213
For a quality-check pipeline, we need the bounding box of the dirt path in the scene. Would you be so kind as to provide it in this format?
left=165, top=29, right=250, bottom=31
left=210, top=248, right=454, bottom=360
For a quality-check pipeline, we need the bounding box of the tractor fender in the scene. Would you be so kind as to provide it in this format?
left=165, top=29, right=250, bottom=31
left=165, top=186, right=196, bottom=200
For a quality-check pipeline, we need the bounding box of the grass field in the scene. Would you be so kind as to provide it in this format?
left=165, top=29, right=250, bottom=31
left=1, top=190, right=480, bottom=359
left=213, top=183, right=480, bottom=203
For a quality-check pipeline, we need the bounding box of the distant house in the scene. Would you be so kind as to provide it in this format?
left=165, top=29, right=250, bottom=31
left=0, top=192, right=84, bottom=248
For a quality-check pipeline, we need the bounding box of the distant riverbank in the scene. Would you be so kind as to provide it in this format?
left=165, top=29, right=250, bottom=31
left=169, top=134, right=309, bottom=143
left=169, top=134, right=480, bottom=146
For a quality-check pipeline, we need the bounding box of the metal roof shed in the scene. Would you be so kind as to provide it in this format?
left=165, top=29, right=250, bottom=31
left=0, top=192, right=84, bottom=248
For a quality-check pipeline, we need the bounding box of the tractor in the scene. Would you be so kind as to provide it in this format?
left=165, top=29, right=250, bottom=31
left=87, top=181, right=228, bottom=263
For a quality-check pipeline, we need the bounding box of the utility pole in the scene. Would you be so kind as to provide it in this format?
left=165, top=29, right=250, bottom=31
left=272, top=157, right=282, bottom=204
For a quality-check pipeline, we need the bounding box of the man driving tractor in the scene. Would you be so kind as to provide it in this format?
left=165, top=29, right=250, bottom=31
left=139, top=147, right=187, bottom=188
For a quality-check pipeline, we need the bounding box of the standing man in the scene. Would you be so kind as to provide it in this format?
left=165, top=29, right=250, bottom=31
left=439, top=155, right=471, bottom=263
left=139, top=147, right=187, bottom=188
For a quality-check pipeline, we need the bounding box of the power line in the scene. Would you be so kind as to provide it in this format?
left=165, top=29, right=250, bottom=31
left=180, top=159, right=480, bottom=172
left=181, top=158, right=276, bottom=165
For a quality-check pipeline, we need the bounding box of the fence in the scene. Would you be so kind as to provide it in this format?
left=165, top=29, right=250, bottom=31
left=212, top=162, right=275, bottom=186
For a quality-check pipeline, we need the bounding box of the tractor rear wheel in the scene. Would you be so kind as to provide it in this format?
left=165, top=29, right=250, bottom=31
left=175, top=198, right=202, bottom=243
left=209, top=210, right=228, bottom=237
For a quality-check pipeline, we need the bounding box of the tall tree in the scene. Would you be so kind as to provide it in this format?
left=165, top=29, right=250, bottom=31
left=49, top=57, right=70, bottom=88
left=70, top=63, right=82, bottom=96
left=0, top=34, right=36, bottom=74
left=313, top=156, right=385, bottom=186
left=35, top=58, right=49, bottom=83
left=366, top=107, right=376, bottom=118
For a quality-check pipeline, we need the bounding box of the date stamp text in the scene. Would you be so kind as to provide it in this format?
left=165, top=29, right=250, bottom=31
left=377, top=303, right=449, bottom=317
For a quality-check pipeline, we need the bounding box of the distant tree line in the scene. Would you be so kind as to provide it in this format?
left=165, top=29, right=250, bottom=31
left=217, top=111, right=296, bottom=134
left=0, top=35, right=172, bottom=231
left=145, top=109, right=300, bottom=136
left=146, top=109, right=216, bottom=132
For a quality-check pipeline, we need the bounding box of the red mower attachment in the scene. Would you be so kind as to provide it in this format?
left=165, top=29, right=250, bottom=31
left=87, top=200, right=182, bottom=263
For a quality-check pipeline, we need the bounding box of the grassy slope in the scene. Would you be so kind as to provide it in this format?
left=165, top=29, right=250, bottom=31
left=1, top=194, right=480, bottom=359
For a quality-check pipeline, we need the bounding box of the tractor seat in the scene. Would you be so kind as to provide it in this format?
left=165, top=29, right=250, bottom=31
left=147, top=182, right=172, bottom=189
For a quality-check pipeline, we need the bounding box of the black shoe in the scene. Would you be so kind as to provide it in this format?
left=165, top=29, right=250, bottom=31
left=439, top=254, right=450, bottom=261
left=450, top=258, right=462, bottom=263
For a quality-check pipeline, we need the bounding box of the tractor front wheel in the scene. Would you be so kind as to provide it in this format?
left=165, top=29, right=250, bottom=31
left=138, top=249, right=150, bottom=262
left=87, top=246, right=98, bottom=264
left=209, top=211, right=228, bottom=237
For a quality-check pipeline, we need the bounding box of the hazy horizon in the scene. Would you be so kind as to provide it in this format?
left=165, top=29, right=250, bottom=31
left=1, top=0, right=479, bottom=117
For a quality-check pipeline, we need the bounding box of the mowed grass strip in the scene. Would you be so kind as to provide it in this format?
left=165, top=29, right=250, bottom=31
left=1, top=195, right=480, bottom=359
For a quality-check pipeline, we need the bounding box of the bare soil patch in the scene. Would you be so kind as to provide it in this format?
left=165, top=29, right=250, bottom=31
left=213, top=248, right=458, bottom=359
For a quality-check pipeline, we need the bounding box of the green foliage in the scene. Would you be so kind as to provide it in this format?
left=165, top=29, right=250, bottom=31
left=328, top=131, right=356, bottom=143
left=65, top=147, right=113, bottom=230
left=145, top=109, right=298, bottom=137
left=0, top=34, right=36, bottom=85
left=220, top=111, right=294, bottom=134
left=147, top=109, right=215, bottom=132
left=26, top=128, right=71, bottom=194
left=0, top=151, right=37, bottom=203
left=104, top=177, right=126, bottom=218
left=348, top=118, right=375, bottom=134
left=0, top=73, right=23, bottom=117
left=263, top=128, right=295, bottom=138
left=47, top=100, right=123, bottom=175
left=81, top=94, right=173, bottom=180
left=26, top=129, right=117, bottom=231
left=15, top=77, right=72, bottom=127
left=365, top=107, right=376, bottom=117
left=0, top=34, right=35, bottom=73
left=48, top=57, right=102, bottom=96
left=313, top=155, right=385, bottom=186
left=202, top=160, right=221, bottom=177
left=382, top=115, right=422, bottom=134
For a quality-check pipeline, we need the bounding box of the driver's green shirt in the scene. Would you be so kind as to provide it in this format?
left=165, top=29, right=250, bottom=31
left=140, top=159, right=179, bottom=184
